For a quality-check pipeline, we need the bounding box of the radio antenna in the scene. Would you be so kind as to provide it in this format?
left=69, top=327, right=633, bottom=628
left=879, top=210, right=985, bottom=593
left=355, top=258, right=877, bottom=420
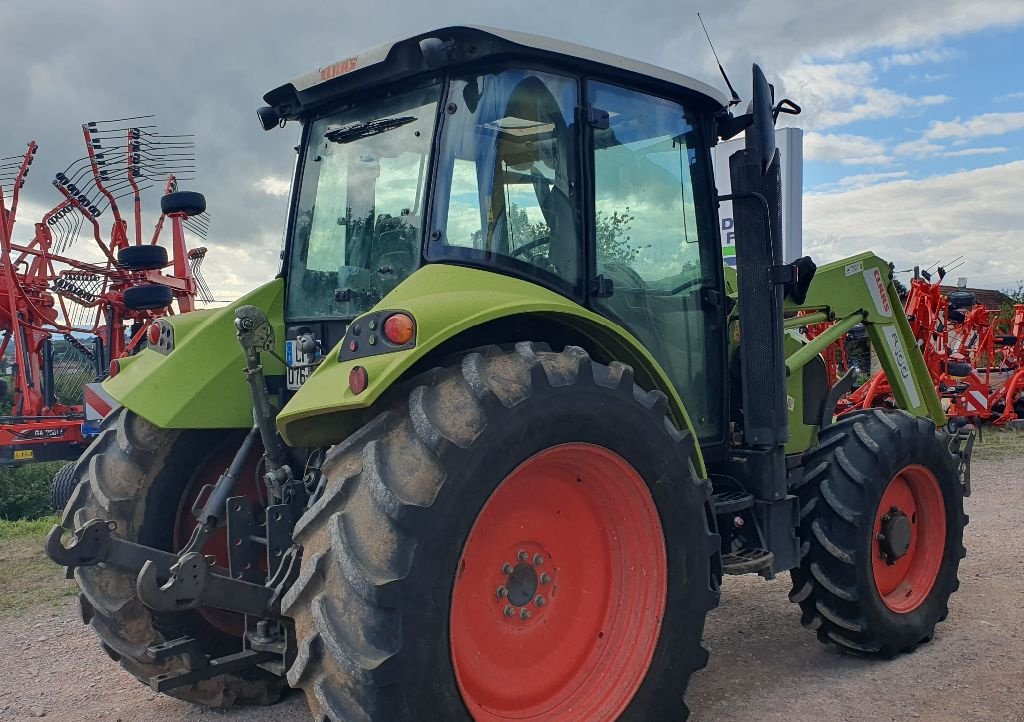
left=698, top=12, right=741, bottom=107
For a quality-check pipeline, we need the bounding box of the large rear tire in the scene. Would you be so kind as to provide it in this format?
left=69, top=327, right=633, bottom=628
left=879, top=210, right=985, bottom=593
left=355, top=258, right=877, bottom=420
left=282, top=343, right=720, bottom=721
left=62, top=408, right=282, bottom=707
left=789, top=409, right=966, bottom=656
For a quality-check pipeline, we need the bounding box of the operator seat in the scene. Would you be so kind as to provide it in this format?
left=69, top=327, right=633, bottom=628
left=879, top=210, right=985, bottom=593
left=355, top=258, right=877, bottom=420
left=493, top=76, right=578, bottom=280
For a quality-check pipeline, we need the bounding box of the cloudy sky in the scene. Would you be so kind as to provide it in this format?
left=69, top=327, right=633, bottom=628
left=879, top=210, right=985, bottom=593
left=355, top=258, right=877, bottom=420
left=2, top=0, right=1023, bottom=300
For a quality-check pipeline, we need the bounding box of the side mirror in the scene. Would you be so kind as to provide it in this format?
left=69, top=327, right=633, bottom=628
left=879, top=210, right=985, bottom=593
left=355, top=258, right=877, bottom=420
left=747, top=64, right=777, bottom=174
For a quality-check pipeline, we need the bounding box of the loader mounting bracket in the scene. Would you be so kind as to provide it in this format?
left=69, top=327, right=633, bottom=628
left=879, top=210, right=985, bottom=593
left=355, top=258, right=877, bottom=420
left=948, top=424, right=976, bottom=497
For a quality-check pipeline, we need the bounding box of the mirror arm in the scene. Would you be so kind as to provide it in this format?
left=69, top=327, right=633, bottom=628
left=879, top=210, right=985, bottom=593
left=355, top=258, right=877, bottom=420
left=717, top=112, right=753, bottom=141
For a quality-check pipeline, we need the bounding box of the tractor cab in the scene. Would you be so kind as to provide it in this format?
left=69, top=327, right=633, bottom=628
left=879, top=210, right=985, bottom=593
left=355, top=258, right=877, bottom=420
left=267, top=26, right=730, bottom=439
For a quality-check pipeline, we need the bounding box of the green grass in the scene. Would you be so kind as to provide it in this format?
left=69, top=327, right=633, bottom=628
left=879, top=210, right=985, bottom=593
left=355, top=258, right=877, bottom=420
left=0, top=461, right=65, bottom=520
left=0, top=514, right=61, bottom=541
left=973, top=428, right=1024, bottom=461
left=0, top=514, right=76, bottom=614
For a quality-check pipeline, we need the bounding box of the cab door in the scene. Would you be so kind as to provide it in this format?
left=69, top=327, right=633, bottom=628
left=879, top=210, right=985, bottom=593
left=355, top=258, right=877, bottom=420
left=587, top=81, right=726, bottom=443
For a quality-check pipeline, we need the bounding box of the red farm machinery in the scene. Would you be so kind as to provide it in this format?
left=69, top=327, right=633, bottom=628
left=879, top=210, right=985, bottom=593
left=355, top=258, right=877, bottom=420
left=0, top=117, right=212, bottom=485
left=825, top=265, right=1024, bottom=426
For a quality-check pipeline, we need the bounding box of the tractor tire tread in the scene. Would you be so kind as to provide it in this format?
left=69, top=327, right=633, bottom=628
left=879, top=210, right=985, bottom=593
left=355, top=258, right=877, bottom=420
left=62, top=408, right=281, bottom=707
left=283, top=343, right=719, bottom=720
left=790, top=409, right=965, bottom=657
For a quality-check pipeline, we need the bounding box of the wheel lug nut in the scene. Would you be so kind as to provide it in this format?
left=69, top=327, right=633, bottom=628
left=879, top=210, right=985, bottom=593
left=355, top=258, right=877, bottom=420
left=496, top=586, right=508, bottom=598
left=533, top=554, right=544, bottom=566
left=520, top=609, right=531, bottom=620
left=876, top=533, right=886, bottom=542
left=890, top=505, right=899, bottom=513
left=540, top=573, right=551, bottom=584
left=502, top=563, right=513, bottom=575
left=535, top=595, right=545, bottom=607
left=518, top=550, right=529, bottom=562
left=503, top=605, right=514, bottom=617
left=882, top=514, right=891, bottom=523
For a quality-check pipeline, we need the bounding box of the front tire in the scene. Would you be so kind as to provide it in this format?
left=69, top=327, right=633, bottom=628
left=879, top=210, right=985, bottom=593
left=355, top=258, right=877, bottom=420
left=789, top=409, right=966, bottom=655
left=282, top=343, right=720, bottom=720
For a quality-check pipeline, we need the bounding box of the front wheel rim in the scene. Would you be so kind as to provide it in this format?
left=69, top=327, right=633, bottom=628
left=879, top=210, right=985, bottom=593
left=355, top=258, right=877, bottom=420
left=871, top=464, right=947, bottom=613
left=450, top=443, right=667, bottom=721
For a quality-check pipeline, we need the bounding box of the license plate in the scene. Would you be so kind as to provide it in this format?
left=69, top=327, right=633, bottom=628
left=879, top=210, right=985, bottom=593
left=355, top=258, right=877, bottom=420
left=286, top=340, right=314, bottom=390
left=14, top=449, right=33, bottom=460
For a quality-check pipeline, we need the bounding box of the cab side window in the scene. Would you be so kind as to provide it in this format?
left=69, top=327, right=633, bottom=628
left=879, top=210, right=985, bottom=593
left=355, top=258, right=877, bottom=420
left=590, top=81, right=723, bottom=439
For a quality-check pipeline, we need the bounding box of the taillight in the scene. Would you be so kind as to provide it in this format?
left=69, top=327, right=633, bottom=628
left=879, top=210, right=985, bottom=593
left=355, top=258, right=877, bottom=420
left=383, top=313, right=415, bottom=345
left=147, top=323, right=161, bottom=346
left=349, top=366, right=368, bottom=395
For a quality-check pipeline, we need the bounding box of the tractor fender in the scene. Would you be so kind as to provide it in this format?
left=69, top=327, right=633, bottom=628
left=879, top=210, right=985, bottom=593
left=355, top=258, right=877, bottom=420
left=102, top=279, right=286, bottom=429
left=276, top=265, right=705, bottom=476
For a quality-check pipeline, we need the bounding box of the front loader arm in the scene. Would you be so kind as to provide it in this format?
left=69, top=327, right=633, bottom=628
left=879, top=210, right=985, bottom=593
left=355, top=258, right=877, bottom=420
left=784, top=252, right=944, bottom=426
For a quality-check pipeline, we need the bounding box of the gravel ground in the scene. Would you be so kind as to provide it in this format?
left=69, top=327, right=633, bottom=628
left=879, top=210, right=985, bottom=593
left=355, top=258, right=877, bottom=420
left=0, top=456, right=1021, bottom=722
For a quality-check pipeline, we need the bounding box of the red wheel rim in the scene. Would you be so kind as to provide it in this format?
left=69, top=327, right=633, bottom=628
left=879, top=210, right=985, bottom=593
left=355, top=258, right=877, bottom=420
left=450, top=443, right=667, bottom=721
left=174, top=438, right=264, bottom=637
left=871, top=464, right=946, bottom=613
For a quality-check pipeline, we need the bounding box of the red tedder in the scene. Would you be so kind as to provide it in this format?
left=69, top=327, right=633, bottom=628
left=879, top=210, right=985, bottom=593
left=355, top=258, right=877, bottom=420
left=829, top=265, right=1024, bottom=427
left=0, top=116, right=213, bottom=466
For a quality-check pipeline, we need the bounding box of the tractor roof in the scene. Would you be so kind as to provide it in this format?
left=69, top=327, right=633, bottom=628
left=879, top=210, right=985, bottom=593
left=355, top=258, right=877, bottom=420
left=263, top=26, right=729, bottom=120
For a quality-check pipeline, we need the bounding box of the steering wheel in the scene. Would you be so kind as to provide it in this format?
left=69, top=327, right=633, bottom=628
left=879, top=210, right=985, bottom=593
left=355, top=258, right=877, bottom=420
left=510, top=236, right=550, bottom=259
left=668, top=276, right=705, bottom=295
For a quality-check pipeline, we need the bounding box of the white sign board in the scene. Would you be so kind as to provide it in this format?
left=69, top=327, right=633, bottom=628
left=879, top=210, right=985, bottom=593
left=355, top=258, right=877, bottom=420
left=712, top=127, right=803, bottom=265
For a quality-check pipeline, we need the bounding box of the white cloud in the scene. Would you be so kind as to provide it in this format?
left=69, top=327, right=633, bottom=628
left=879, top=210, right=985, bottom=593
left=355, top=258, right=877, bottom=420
left=922, top=112, right=1024, bottom=140
left=254, top=175, right=291, bottom=197
left=894, top=139, right=1010, bottom=159
left=893, top=138, right=945, bottom=157
left=940, top=146, right=1008, bottom=158
left=804, top=160, right=1024, bottom=288
left=804, top=132, right=891, bottom=165
left=834, top=171, right=911, bottom=191
left=780, top=61, right=951, bottom=130
left=994, top=91, right=1024, bottom=103
left=879, top=47, right=959, bottom=70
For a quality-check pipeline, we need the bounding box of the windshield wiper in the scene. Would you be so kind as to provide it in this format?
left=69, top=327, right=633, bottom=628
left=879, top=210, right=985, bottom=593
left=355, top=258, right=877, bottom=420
left=325, top=116, right=417, bottom=144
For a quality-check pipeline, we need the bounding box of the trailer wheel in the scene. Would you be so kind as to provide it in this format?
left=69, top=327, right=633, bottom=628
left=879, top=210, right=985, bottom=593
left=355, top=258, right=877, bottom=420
left=62, top=408, right=282, bottom=707
left=282, top=343, right=720, bottom=721
left=123, top=284, right=174, bottom=310
left=160, top=190, right=206, bottom=217
left=117, top=244, right=168, bottom=271
left=946, top=290, right=975, bottom=310
left=789, top=409, right=966, bottom=656
left=50, top=461, right=78, bottom=511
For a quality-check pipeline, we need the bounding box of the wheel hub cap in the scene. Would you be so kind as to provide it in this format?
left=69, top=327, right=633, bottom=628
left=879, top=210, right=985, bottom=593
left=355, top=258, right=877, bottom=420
left=877, top=507, right=912, bottom=563
left=450, top=443, right=667, bottom=721
left=871, top=465, right=947, bottom=613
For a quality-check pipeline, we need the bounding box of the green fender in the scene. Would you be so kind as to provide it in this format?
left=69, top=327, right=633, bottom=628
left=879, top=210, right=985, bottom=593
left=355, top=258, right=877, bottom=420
left=101, top=279, right=286, bottom=428
left=277, top=265, right=706, bottom=476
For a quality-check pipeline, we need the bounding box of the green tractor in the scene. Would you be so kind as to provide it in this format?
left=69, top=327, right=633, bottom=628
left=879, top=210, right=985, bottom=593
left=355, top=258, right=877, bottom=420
left=48, top=26, right=974, bottom=720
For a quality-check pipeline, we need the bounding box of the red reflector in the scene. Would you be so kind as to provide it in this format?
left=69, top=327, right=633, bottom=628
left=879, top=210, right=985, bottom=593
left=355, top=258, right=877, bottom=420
left=147, top=323, right=161, bottom=346
left=383, top=313, right=414, bottom=345
left=349, top=366, right=368, bottom=395
left=108, top=360, right=120, bottom=378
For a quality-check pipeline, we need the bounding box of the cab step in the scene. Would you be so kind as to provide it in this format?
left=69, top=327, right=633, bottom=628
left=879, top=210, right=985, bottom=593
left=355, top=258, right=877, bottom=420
left=722, top=548, right=774, bottom=576
left=712, top=490, right=755, bottom=515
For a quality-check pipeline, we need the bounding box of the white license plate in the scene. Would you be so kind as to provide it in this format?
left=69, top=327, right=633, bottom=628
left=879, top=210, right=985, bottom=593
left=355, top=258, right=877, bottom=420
left=285, top=340, right=314, bottom=390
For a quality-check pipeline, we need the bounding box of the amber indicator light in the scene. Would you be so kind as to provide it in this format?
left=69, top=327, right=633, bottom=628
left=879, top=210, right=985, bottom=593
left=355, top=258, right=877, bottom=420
left=383, top=313, right=414, bottom=345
